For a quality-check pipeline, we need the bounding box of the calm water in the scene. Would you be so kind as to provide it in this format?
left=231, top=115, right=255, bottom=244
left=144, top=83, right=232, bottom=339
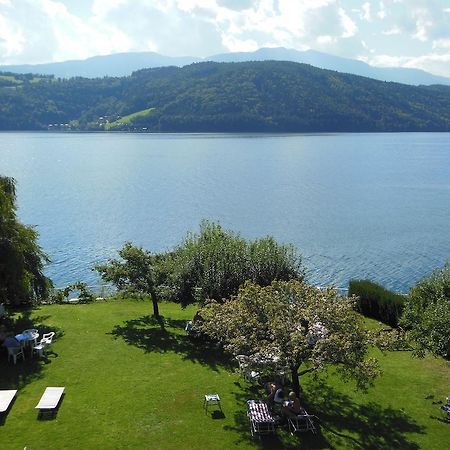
left=1, top=132, right=449, bottom=293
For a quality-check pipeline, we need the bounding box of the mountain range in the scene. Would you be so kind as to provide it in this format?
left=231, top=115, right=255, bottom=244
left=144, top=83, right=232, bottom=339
left=1, top=60, right=449, bottom=132
left=1, top=47, right=449, bottom=86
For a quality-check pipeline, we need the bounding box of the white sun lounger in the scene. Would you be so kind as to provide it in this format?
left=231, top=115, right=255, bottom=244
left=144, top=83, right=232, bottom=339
left=0, top=390, right=17, bottom=413
left=35, top=387, right=65, bottom=415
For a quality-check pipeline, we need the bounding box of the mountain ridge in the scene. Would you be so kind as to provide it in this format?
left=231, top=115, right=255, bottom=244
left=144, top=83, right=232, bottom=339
left=1, top=47, right=449, bottom=86
left=1, top=60, right=449, bottom=133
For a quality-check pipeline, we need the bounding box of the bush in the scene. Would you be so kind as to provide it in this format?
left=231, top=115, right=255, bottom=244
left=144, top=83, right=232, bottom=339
left=348, top=280, right=405, bottom=327
left=162, top=221, right=303, bottom=306
left=400, top=264, right=450, bottom=358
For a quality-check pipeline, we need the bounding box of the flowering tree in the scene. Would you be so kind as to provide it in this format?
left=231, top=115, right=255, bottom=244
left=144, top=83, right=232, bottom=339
left=199, top=279, right=380, bottom=395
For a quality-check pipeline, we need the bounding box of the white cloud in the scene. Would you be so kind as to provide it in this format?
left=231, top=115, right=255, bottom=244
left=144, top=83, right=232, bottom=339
left=221, top=34, right=259, bottom=52
left=361, top=2, right=371, bottom=21
left=339, top=7, right=358, bottom=38
left=377, top=1, right=386, bottom=19
left=368, top=51, right=450, bottom=78
left=433, top=38, right=450, bottom=49
left=317, top=35, right=336, bottom=45
left=411, top=8, right=433, bottom=41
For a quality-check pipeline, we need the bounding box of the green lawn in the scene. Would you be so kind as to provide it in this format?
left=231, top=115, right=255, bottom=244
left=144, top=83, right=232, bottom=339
left=1, top=300, right=449, bottom=449
left=106, top=108, right=155, bottom=129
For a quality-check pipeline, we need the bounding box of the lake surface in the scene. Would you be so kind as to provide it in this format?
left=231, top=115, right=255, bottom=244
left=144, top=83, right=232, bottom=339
left=1, top=132, right=449, bottom=293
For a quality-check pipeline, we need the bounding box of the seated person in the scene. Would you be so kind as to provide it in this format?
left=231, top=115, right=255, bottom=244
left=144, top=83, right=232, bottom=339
left=193, top=311, right=203, bottom=324
left=265, top=382, right=277, bottom=408
left=184, top=320, right=193, bottom=333
left=272, top=388, right=285, bottom=413
left=282, top=391, right=304, bottom=418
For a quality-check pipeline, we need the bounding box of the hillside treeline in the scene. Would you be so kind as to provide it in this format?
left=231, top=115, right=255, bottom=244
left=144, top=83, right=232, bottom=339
left=1, top=61, right=450, bottom=132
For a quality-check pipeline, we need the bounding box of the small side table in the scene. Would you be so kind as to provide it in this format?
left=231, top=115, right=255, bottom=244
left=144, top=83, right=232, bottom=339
left=204, top=394, right=221, bottom=414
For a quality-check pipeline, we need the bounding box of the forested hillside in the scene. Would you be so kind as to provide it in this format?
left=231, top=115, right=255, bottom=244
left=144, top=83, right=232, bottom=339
left=1, top=61, right=450, bottom=132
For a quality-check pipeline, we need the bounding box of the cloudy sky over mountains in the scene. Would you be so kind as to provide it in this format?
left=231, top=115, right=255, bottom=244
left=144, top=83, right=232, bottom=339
left=1, top=0, right=450, bottom=77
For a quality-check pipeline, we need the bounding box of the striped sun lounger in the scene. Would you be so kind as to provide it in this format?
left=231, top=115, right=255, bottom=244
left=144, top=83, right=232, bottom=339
left=247, top=400, right=276, bottom=436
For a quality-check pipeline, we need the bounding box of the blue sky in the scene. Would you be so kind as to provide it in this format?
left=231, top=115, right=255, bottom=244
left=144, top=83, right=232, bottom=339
left=1, top=0, right=450, bottom=77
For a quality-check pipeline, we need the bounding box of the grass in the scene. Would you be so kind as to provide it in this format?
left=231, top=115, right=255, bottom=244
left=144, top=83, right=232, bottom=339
left=0, top=300, right=449, bottom=449
left=105, top=108, right=156, bottom=129
left=0, top=75, right=22, bottom=83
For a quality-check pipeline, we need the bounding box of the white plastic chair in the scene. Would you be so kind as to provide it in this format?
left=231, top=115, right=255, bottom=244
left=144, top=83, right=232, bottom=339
left=7, top=346, right=25, bottom=364
left=42, top=332, right=55, bottom=345
left=33, top=332, right=55, bottom=357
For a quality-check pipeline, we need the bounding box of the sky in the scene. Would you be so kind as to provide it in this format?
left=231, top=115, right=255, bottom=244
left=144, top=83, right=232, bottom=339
left=1, top=0, right=450, bottom=77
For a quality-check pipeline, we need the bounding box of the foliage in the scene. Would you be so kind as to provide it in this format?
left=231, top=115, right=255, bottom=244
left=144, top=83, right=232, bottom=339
left=349, top=279, right=405, bottom=327
left=400, top=264, right=450, bottom=358
left=199, top=279, right=380, bottom=394
left=95, top=242, right=161, bottom=317
left=49, top=281, right=95, bottom=304
left=0, top=175, right=52, bottom=306
left=163, top=221, right=303, bottom=306
left=1, top=61, right=450, bottom=131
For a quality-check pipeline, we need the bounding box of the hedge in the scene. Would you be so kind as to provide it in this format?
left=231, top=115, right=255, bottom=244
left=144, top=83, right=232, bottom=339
left=348, top=279, right=405, bottom=327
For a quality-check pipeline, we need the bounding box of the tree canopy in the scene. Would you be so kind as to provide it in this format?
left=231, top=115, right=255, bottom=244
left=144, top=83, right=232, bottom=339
left=199, top=279, right=380, bottom=395
left=0, top=175, right=52, bottom=306
left=1, top=61, right=450, bottom=132
left=400, top=264, right=450, bottom=359
left=95, top=242, right=162, bottom=319
left=162, top=221, right=303, bottom=306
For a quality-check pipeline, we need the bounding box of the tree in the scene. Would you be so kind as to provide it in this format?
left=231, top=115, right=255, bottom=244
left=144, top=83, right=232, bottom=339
left=95, top=242, right=162, bottom=319
left=400, top=264, right=450, bottom=358
left=0, top=176, right=52, bottom=306
left=163, top=220, right=303, bottom=306
left=199, top=280, right=380, bottom=395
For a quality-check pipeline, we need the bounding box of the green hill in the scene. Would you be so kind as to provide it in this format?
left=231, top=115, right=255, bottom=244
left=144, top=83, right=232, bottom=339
left=1, top=61, right=450, bottom=132
left=105, top=108, right=155, bottom=130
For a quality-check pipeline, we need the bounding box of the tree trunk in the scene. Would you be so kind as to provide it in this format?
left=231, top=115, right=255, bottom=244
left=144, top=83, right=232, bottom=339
left=150, top=292, right=164, bottom=330
left=291, top=365, right=300, bottom=397
left=152, top=297, right=160, bottom=317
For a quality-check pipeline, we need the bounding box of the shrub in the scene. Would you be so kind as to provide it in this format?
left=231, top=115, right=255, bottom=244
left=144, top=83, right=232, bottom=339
left=348, top=279, right=405, bottom=327
left=400, top=264, right=450, bottom=358
left=162, top=221, right=303, bottom=306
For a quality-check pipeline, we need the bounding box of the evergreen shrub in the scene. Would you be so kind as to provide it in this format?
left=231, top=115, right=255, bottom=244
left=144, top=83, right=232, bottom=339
left=348, top=279, right=405, bottom=327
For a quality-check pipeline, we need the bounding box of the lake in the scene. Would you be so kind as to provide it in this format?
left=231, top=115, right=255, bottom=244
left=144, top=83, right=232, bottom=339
left=1, top=132, right=449, bottom=293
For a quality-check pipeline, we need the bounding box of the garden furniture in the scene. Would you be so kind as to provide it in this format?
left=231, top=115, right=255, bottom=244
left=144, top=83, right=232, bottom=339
left=6, top=344, right=25, bottom=364
left=32, top=332, right=55, bottom=358
left=35, top=387, right=65, bottom=418
left=287, top=411, right=317, bottom=435
left=0, top=390, right=17, bottom=413
left=204, top=394, right=222, bottom=413
left=247, top=400, right=276, bottom=436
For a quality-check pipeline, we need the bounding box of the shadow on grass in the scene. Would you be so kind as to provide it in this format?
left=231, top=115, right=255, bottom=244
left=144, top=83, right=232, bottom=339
left=224, top=381, right=329, bottom=450
left=110, top=314, right=234, bottom=371
left=37, top=393, right=65, bottom=421
left=211, top=410, right=226, bottom=420
left=223, top=378, right=424, bottom=450
left=0, top=307, right=64, bottom=390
